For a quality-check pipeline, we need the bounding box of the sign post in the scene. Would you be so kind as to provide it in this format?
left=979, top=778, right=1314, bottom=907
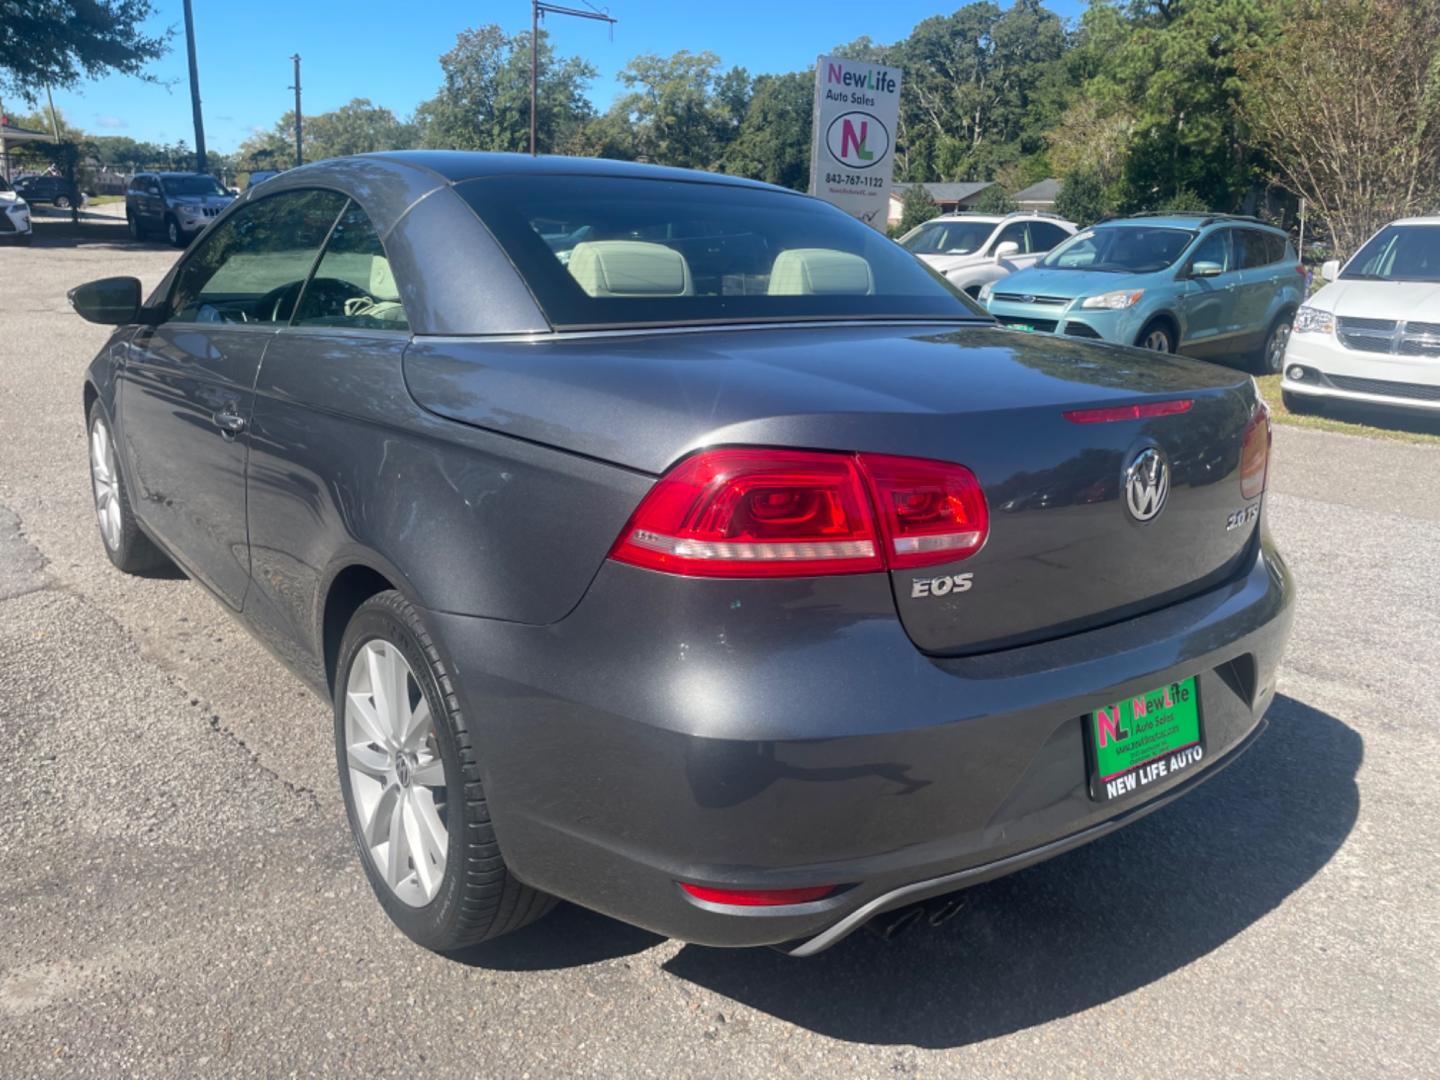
left=808, top=55, right=903, bottom=230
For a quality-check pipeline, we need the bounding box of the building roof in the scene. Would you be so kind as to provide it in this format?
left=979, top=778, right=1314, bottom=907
left=892, top=181, right=995, bottom=203
left=1012, top=178, right=1062, bottom=204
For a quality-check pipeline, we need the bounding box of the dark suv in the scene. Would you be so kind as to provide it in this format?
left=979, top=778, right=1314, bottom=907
left=13, top=174, right=84, bottom=210
left=126, top=172, right=236, bottom=247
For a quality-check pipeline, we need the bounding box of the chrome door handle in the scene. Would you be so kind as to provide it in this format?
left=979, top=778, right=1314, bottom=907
left=212, top=409, right=247, bottom=436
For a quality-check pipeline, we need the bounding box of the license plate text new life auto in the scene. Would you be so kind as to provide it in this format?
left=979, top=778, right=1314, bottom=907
left=1086, top=677, right=1203, bottom=801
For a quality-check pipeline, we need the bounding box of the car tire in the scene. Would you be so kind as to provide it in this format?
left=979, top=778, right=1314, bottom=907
left=1255, top=317, right=1292, bottom=375
left=54, top=195, right=71, bottom=210
left=87, top=402, right=171, bottom=575
left=334, top=590, right=556, bottom=952
left=165, top=215, right=184, bottom=248
left=1136, top=319, right=1176, bottom=353
left=127, top=212, right=145, bottom=240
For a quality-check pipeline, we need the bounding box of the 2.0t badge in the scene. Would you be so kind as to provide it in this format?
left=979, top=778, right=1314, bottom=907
left=1124, top=448, right=1170, bottom=523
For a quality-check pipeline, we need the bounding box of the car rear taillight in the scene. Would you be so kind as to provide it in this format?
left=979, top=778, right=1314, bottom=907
left=609, top=448, right=989, bottom=578
left=1240, top=400, right=1271, bottom=499
left=678, top=882, right=837, bottom=906
left=857, top=453, right=989, bottom=569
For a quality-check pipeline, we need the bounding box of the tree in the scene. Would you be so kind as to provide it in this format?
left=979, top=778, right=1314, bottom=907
left=414, top=25, right=595, bottom=154
left=1072, top=0, right=1283, bottom=211
left=974, top=186, right=1020, bottom=214
left=1241, top=0, right=1440, bottom=258
left=722, top=71, right=813, bottom=190
left=896, top=184, right=939, bottom=235
left=0, top=0, right=169, bottom=102
left=1053, top=168, right=1113, bottom=227
left=610, top=50, right=737, bottom=169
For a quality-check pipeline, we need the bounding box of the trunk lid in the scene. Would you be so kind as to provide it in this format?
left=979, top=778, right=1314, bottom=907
left=404, top=323, right=1261, bottom=652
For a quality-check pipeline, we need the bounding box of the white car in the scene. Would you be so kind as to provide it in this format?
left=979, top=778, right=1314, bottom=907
left=1282, top=216, right=1440, bottom=414
left=0, top=177, right=33, bottom=245
left=896, top=211, right=1077, bottom=296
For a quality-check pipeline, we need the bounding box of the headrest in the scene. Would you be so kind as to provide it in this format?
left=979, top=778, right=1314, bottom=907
left=767, top=249, right=876, bottom=295
left=370, top=256, right=401, bottom=302
left=568, top=241, right=694, bottom=297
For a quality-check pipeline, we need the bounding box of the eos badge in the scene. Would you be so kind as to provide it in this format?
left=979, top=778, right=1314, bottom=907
left=911, top=573, right=974, bottom=599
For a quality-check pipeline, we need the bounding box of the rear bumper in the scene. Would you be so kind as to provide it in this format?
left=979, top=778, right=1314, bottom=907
left=428, top=532, right=1294, bottom=952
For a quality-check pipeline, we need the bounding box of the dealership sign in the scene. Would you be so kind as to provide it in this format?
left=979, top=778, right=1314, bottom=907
left=809, top=55, right=903, bottom=228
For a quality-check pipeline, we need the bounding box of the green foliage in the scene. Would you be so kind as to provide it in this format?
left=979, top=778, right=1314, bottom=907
left=414, top=25, right=596, bottom=154
left=1154, top=187, right=1210, bottom=213
left=1053, top=169, right=1114, bottom=227
left=722, top=71, right=813, bottom=190
left=603, top=51, right=750, bottom=170
left=973, top=186, right=1019, bottom=214
left=0, top=0, right=169, bottom=103
left=896, top=185, right=939, bottom=235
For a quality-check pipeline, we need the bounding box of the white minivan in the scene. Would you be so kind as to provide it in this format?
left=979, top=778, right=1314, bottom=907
left=1281, top=217, right=1440, bottom=414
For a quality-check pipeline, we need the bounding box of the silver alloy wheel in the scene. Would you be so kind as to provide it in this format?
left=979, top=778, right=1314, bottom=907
left=89, top=417, right=123, bottom=552
left=1143, top=327, right=1172, bottom=352
left=167, top=219, right=179, bottom=245
left=344, top=639, right=448, bottom=907
left=1266, top=323, right=1291, bottom=373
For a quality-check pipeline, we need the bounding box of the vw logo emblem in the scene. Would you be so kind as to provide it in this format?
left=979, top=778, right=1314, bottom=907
left=1124, top=448, right=1170, bottom=523
left=1022, top=295, right=1036, bottom=304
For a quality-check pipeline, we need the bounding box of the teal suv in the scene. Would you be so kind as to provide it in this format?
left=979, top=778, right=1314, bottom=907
left=980, top=213, right=1305, bottom=372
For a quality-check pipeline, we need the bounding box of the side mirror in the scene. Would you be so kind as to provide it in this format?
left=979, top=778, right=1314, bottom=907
left=68, top=276, right=143, bottom=325
left=1321, top=259, right=1340, bottom=282
left=993, top=241, right=1021, bottom=263
left=1190, top=261, right=1224, bottom=278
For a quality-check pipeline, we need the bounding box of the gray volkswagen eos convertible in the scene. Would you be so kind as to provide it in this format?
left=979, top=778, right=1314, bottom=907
left=71, top=153, right=1293, bottom=956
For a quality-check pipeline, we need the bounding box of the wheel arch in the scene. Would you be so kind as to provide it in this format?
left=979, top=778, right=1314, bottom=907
left=1137, top=310, right=1181, bottom=348
left=319, top=558, right=414, bottom=697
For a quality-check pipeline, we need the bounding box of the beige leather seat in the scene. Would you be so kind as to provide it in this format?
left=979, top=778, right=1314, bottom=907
left=768, top=248, right=876, bottom=295
left=568, top=241, right=694, bottom=298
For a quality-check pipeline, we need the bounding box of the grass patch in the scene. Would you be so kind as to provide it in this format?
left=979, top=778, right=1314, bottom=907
left=85, top=195, right=125, bottom=206
left=1256, top=374, right=1440, bottom=446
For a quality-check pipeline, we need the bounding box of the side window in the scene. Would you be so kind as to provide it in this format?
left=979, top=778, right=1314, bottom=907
left=993, top=221, right=1030, bottom=255
left=293, top=201, right=409, bottom=330
left=167, top=189, right=346, bottom=325
left=1029, top=221, right=1070, bottom=252
left=1189, top=230, right=1232, bottom=274
left=1237, top=230, right=1272, bottom=270
left=1266, top=233, right=1290, bottom=265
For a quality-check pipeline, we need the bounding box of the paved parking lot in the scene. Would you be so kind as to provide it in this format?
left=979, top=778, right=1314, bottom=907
left=2, top=218, right=1437, bottom=1078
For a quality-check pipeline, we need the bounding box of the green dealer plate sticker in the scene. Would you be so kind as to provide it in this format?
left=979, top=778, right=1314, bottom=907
left=1086, top=677, right=1203, bottom=802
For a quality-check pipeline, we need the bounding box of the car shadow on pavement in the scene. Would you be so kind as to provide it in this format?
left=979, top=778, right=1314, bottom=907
left=447, top=901, right=666, bottom=972
left=661, top=693, right=1360, bottom=1048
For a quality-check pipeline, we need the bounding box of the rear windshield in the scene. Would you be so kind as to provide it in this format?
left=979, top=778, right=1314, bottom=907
left=1343, top=225, right=1440, bottom=283
left=457, top=175, right=980, bottom=330
left=899, top=219, right=995, bottom=256
left=1041, top=226, right=1197, bottom=274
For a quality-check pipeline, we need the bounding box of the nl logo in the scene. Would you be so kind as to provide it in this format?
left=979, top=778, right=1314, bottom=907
left=825, top=110, right=891, bottom=170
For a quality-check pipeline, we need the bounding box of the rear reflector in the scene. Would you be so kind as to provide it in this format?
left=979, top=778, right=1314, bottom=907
left=1240, top=399, right=1271, bottom=499
left=678, top=882, right=837, bottom=907
left=1063, top=399, right=1193, bottom=424
left=610, top=448, right=989, bottom=577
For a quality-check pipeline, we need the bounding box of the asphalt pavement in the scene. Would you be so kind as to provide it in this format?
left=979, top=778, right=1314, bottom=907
left=1, top=217, right=1437, bottom=1078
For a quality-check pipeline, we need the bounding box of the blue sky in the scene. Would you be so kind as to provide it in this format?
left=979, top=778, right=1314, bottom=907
left=42, top=0, right=1087, bottom=153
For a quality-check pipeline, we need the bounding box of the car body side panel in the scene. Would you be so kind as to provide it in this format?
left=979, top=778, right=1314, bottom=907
left=116, top=322, right=275, bottom=609
left=242, top=330, right=651, bottom=677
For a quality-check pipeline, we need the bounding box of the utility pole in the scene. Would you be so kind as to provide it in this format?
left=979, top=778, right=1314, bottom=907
left=290, top=54, right=303, bottom=167
left=529, top=1, right=616, bottom=156
left=182, top=0, right=207, bottom=173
